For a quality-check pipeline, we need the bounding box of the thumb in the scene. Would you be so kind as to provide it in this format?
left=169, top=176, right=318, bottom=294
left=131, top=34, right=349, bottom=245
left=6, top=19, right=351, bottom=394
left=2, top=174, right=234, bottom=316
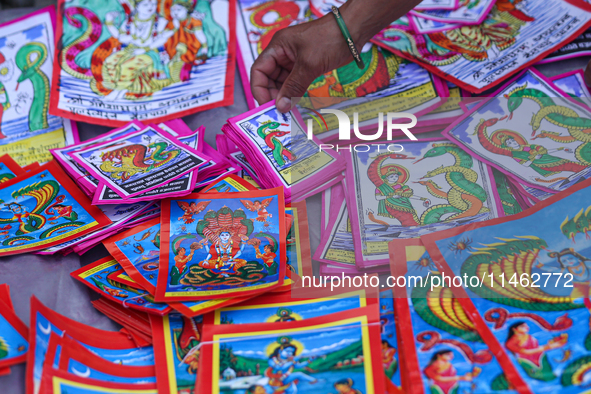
left=276, top=63, right=315, bottom=113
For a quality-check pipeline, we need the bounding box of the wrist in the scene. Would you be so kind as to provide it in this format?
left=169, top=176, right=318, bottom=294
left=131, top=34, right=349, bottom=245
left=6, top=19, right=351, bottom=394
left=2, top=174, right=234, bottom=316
left=339, top=0, right=424, bottom=45
left=337, top=2, right=369, bottom=47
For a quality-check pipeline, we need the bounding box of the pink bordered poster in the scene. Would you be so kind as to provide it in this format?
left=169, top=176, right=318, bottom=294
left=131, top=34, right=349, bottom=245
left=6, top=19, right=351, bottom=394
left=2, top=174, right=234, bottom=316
left=408, top=0, right=496, bottom=26
left=414, top=0, right=459, bottom=11
left=49, top=0, right=236, bottom=126
left=372, top=0, right=591, bottom=93
left=343, top=138, right=502, bottom=268
left=442, top=68, right=591, bottom=195
left=226, top=101, right=345, bottom=201
left=51, top=121, right=145, bottom=195
left=549, top=69, right=591, bottom=98
left=70, top=124, right=209, bottom=199
left=0, top=6, right=77, bottom=166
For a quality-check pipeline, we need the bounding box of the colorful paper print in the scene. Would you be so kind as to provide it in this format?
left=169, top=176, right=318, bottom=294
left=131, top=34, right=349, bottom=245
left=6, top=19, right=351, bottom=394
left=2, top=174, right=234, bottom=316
left=421, top=175, right=591, bottom=394
left=0, top=297, right=28, bottom=369
left=198, top=307, right=384, bottom=394
left=50, top=0, right=236, bottom=125
left=71, top=125, right=208, bottom=198
left=389, top=239, right=520, bottom=394
left=343, top=138, right=501, bottom=267
left=443, top=68, right=591, bottom=193
left=373, top=1, right=591, bottom=93
left=0, top=161, right=110, bottom=256
left=27, top=296, right=154, bottom=394
left=204, top=288, right=378, bottom=325
left=71, top=256, right=173, bottom=315
left=150, top=313, right=202, bottom=394
left=0, top=7, right=77, bottom=166
left=157, top=188, right=286, bottom=301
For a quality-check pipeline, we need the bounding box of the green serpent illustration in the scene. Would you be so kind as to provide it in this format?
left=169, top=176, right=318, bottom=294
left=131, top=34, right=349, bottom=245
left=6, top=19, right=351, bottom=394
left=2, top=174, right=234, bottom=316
left=39, top=222, right=85, bottom=239
left=507, top=84, right=591, bottom=165
left=0, top=337, right=7, bottom=359
left=257, top=121, right=294, bottom=167
left=492, top=168, right=522, bottom=216
left=417, top=143, right=489, bottom=224
left=411, top=273, right=483, bottom=343
left=2, top=235, right=34, bottom=246
left=100, top=142, right=180, bottom=182
left=461, top=237, right=583, bottom=311
left=15, top=42, right=49, bottom=132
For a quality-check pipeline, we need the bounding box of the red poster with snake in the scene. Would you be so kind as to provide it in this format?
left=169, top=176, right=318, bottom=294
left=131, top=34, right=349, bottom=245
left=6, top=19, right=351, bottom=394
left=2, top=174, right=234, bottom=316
left=0, top=160, right=110, bottom=256
left=420, top=173, right=591, bottom=393
left=372, top=0, right=591, bottom=93
left=50, top=0, right=236, bottom=126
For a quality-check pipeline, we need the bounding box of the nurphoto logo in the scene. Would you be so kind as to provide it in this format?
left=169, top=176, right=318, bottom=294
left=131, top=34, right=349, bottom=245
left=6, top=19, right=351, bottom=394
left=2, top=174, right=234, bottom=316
left=305, top=109, right=418, bottom=152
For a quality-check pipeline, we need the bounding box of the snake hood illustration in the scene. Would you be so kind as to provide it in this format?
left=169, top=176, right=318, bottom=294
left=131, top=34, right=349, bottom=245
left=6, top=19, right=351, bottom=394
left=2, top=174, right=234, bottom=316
left=196, top=206, right=254, bottom=244
left=462, top=237, right=583, bottom=311
left=560, top=205, right=591, bottom=242
left=412, top=270, right=486, bottom=345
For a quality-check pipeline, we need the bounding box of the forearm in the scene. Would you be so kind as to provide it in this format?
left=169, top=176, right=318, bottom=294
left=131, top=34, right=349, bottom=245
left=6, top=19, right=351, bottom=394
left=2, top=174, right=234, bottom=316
left=339, top=0, right=422, bottom=45
left=396, top=189, right=413, bottom=197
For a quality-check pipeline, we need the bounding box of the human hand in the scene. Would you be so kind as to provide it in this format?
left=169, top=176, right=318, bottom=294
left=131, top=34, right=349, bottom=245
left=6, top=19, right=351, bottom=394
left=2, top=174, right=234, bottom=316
left=250, top=0, right=423, bottom=112
left=544, top=342, right=557, bottom=350
left=250, top=10, right=364, bottom=113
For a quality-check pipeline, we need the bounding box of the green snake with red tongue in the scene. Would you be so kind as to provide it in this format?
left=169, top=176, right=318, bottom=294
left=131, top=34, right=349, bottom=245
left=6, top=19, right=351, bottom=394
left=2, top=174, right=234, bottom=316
left=506, top=84, right=591, bottom=165
left=257, top=121, right=295, bottom=166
